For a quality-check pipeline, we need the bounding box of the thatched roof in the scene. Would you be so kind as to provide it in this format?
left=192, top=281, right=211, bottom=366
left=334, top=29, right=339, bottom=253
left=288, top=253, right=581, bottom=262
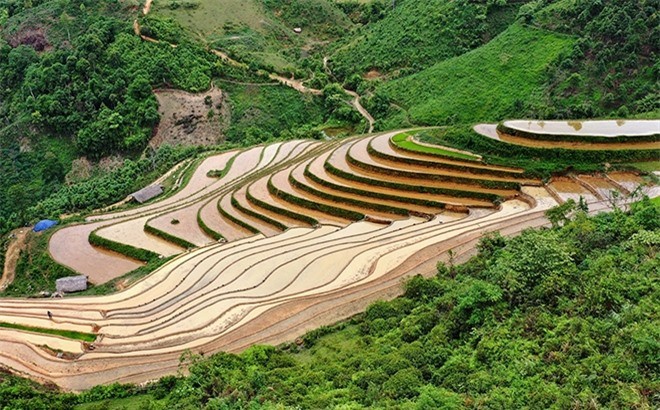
left=56, top=275, right=88, bottom=293
left=130, top=184, right=164, bottom=203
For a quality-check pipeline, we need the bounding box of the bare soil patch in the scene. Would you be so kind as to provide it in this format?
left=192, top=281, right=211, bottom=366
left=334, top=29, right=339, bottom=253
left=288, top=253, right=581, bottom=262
left=150, top=88, right=228, bottom=149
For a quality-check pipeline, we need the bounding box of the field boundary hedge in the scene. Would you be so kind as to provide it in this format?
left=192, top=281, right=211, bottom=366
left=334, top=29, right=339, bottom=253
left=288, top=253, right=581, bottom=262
left=378, top=139, right=527, bottom=180
left=89, top=230, right=159, bottom=262
left=304, top=164, right=446, bottom=210
left=245, top=188, right=319, bottom=226
left=346, top=151, right=520, bottom=191
left=144, top=223, right=196, bottom=249
left=231, top=194, right=288, bottom=231
left=289, top=173, right=409, bottom=216
left=217, top=196, right=261, bottom=235
left=267, top=177, right=364, bottom=221
left=197, top=209, right=225, bottom=241
left=325, top=161, right=500, bottom=204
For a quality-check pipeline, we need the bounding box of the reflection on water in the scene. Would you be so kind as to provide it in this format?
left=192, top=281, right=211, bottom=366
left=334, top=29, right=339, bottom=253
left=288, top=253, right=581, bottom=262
left=504, top=119, right=659, bottom=137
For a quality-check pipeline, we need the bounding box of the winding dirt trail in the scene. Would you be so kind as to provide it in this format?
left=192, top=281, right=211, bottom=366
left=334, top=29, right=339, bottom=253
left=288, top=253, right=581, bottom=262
left=0, top=229, right=29, bottom=292
left=143, top=0, right=153, bottom=15
left=344, top=89, right=375, bottom=133
left=133, top=1, right=375, bottom=133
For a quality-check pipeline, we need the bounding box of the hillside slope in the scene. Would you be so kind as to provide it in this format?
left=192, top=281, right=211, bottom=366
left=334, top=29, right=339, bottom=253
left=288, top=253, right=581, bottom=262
left=376, top=24, right=574, bottom=127
left=330, top=0, right=526, bottom=78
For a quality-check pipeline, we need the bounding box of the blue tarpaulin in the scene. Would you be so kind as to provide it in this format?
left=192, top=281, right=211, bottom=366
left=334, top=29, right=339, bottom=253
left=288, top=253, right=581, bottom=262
left=33, top=220, right=58, bottom=232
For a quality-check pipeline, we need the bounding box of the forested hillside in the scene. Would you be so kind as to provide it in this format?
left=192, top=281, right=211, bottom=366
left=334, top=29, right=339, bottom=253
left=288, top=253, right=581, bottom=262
left=330, top=0, right=524, bottom=78
left=0, top=0, right=337, bottom=234
left=2, top=199, right=657, bottom=409
left=0, top=0, right=214, bottom=232
left=368, top=0, right=659, bottom=127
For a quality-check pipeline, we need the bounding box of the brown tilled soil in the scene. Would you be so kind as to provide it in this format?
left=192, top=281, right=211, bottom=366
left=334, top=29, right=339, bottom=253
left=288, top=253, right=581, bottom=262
left=150, top=88, right=229, bottom=149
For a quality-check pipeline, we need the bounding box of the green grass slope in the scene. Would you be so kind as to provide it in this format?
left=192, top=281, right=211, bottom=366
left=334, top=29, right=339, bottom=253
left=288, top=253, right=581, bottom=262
left=378, top=24, right=575, bottom=126
left=330, top=0, right=526, bottom=78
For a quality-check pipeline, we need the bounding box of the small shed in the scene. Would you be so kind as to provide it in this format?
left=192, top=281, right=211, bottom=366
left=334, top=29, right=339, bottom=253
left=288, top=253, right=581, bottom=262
left=130, top=184, right=164, bottom=204
left=55, top=275, right=88, bottom=294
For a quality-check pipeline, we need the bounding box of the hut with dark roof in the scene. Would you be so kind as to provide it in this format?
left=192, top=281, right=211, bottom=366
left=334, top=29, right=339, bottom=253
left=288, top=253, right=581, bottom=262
left=55, top=275, right=88, bottom=294
left=130, top=184, right=164, bottom=204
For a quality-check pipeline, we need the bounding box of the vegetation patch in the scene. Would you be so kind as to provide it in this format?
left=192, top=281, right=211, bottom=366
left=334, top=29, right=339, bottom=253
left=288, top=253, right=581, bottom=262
left=378, top=24, right=575, bottom=126
left=0, top=322, right=96, bottom=343
left=88, top=231, right=159, bottom=263
left=2, top=231, right=77, bottom=296
left=391, top=131, right=481, bottom=161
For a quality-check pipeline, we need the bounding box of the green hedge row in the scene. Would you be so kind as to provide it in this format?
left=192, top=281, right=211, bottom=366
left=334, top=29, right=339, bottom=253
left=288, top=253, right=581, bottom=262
left=89, top=230, right=159, bottom=262
left=346, top=152, right=520, bottom=191
left=377, top=139, right=527, bottom=180
left=197, top=210, right=224, bottom=241
left=324, top=161, right=501, bottom=203
left=304, top=164, right=446, bottom=210
left=230, top=195, right=288, bottom=232
left=497, top=123, right=660, bottom=144
left=144, top=223, right=196, bottom=249
left=288, top=173, right=409, bottom=217
left=267, top=177, right=364, bottom=221
left=217, top=197, right=261, bottom=235
left=245, top=188, right=319, bottom=227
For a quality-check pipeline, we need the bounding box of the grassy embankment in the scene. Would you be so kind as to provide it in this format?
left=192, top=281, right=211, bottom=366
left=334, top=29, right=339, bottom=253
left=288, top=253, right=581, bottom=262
left=0, top=322, right=96, bottom=343
left=391, top=131, right=480, bottom=161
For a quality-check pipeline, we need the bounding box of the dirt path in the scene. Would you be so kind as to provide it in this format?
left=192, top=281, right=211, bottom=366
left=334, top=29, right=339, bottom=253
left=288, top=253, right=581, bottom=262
left=344, top=89, right=375, bottom=133
left=143, top=0, right=153, bottom=15
left=132, top=12, right=375, bottom=133
left=1, top=229, right=29, bottom=292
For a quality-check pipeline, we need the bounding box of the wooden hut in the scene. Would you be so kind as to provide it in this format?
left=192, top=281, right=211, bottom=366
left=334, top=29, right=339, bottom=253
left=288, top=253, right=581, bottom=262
left=130, top=184, right=164, bottom=203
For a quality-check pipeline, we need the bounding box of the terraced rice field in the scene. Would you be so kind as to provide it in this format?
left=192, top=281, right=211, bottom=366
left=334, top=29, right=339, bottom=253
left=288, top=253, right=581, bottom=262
left=1, top=130, right=656, bottom=390
left=475, top=120, right=660, bottom=150
left=503, top=119, right=659, bottom=137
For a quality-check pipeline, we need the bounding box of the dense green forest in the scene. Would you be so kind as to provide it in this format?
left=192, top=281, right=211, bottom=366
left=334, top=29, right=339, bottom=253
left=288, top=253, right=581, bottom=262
left=1, top=199, right=657, bottom=409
